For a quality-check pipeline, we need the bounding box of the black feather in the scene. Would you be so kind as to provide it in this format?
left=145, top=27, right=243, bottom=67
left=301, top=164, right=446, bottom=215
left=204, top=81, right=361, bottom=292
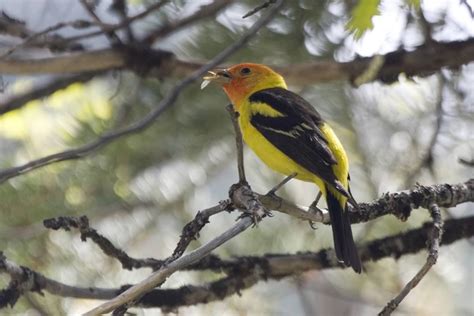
left=326, top=188, right=362, bottom=273
left=249, top=87, right=350, bottom=198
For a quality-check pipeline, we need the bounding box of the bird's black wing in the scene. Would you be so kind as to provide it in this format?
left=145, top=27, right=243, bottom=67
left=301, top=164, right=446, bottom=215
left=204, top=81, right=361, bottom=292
left=249, top=87, right=350, bottom=198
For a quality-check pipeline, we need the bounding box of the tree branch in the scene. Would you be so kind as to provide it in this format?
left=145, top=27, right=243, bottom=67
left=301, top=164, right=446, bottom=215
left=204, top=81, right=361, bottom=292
left=143, top=0, right=234, bottom=45
left=379, top=203, right=443, bottom=315
left=0, top=19, right=91, bottom=58
left=242, top=0, right=277, bottom=18
left=2, top=39, right=474, bottom=86
left=1, top=214, right=472, bottom=309
left=0, top=11, right=85, bottom=53
left=46, top=0, right=169, bottom=48
left=137, top=213, right=472, bottom=310
left=79, top=0, right=122, bottom=45
left=43, top=216, right=161, bottom=270
left=84, top=184, right=268, bottom=315
left=226, top=104, right=246, bottom=183
left=252, top=179, right=473, bottom=225
left=0, top=11, right=29, bottom=38
left=460, top=0, right=474, bottom=18
left=162, top=202, right=231, bottom=267
left=351, top=179, right=473, bottom=223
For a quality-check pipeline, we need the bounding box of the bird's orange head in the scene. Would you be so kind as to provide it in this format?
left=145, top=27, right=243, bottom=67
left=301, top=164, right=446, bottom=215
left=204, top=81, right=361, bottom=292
left=202, top=63, right=287, bottom=108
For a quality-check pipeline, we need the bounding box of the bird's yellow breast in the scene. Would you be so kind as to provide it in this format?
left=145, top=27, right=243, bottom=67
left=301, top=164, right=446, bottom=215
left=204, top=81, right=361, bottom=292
left=237, top=100, right=349, bottom=199
left=238, top=101, right=320, bottom=183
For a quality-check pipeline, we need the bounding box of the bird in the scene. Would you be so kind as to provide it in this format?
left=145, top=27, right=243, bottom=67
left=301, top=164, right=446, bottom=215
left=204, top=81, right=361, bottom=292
left=202, top=63, right=362, bottom=273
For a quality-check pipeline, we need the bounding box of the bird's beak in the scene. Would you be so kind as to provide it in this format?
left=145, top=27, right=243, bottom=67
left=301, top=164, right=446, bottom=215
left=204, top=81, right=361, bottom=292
left=201, top=69, right=232, bottom=89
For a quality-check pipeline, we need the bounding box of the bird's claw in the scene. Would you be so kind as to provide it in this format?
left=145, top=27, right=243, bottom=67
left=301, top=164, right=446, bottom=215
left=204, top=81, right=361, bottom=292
left=265, top=188, right=278, bottom=197
left=307, top=202, right=324, bottom=229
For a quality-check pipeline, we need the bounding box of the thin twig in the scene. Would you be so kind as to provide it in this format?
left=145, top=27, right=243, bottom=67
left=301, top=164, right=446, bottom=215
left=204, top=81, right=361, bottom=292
left=417, top=6, right=434, bottom=45
left=164, top=202, right=230, bottom=265
left=80, top=0, right=123, bottom=45
left=226, top=104, right=246, bottom=183
left=0, top=11, right=29, bottom=38
left=110, top=184, right=265, bottom=313
left=353, top=179, right=473, bottom=224
left=0, top=0, right=285, bottom=184
left=43, top=216, right=161, bottom=270
left=242, top=0, right=277, bottom=18
left=459, top=157, right=474, bottom=166
left=43, top=0, right=170, bottom=47
left=143, top=0, right=233, bottom=45
left=379, top=203, right=443, bottom=315
left=0, top=20, right=92, bottom=58
left=83, top=216, right=256, bottom=315
left=109, top=0, right=135, bottom=43
left=460, top=0, right=474, bottom=18
left=43, top=204, right=230, bottom=273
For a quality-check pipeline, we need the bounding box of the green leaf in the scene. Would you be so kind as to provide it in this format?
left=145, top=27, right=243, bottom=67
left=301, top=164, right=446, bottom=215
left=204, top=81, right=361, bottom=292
left=406, top=0, right=421, bottom=9
left=346, top=0, right=381, bottom=39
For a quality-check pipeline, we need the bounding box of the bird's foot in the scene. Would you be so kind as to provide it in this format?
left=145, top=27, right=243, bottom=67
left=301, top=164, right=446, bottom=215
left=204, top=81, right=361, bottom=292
left=308, top=193, right=324, bottom=229
left=230, top=181, right=269, bottom=227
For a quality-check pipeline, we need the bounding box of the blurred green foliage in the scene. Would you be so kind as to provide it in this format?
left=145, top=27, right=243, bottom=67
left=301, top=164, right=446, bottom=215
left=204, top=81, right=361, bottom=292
left=347, top=0, right=381, bottom=39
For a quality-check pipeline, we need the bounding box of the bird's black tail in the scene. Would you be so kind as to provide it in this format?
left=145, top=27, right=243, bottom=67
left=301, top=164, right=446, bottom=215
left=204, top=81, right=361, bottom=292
left=326, top=188, right=362, bottom=273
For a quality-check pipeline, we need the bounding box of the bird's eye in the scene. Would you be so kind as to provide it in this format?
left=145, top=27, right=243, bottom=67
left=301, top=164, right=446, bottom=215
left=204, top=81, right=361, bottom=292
left=240, top=67, right=251, bottom=75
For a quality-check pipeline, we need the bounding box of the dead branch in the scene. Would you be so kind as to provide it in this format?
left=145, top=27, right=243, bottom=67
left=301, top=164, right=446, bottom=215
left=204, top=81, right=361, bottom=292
left=84, top=183, right=268, bottom=315
left=460, top=0, right=474, bottom=18
left=256, top=179, right=474, bottom=225
left=0, top=20, right=92, bottom=58
left=0, top=11, right=84, bottom=53
left=79, top=0, right=122, bottom=45
left=1, top=214, right=471, bottom=309
left=242, top=0, right=277, bottom=18
left=51, top=0, right=169, bottom=47
left=0, top=11, right=29, bottom=38
left=226, top=104, right=246, bottom=183
left=43, top=216, right=160, bottom=270
left=379, top=203, right=443, bottom=315
left=164, top=202, right=231, bottom=266
left=2, top=39, right=474, bottom=87
left=143, top=0, right=234, bottom=45
left=138, top=213, right=473, bottom=309
left=352, top=179, right=473, bottom=223
left=459, top=158, right=474, bottom=167
left=0, top=177, right=470, bottom=312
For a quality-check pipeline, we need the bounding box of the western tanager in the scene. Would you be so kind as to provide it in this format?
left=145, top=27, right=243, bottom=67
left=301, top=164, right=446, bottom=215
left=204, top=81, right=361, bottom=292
left=202, top=63, right=361, bottom=273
